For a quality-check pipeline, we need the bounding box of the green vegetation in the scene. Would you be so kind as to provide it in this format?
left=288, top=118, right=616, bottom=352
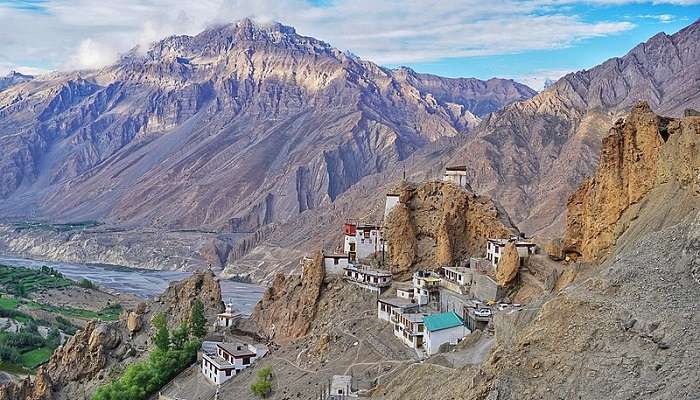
left=251, top=367, right=273, bottom=398
left=0, top=322, right=59, bottom=370
left=93, top=309, right=202, bottom=400
left=13, top=220, right=101, bottom=233
left=0, top=265, right=122, bottom=374
left=78, top=278, right=97, bottom=289
left=190, top=299, right=206, bottom=338
left=19, top=346, right=53, bottom=369
left=0, top=265, right=73, bottom=295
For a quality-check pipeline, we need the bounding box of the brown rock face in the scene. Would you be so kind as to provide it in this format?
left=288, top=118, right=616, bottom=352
left=564, top=102, right=700, bottom=261
left=495, top=242, right=520, bottom=287
left=156, top=270, right=224, bottom=327
left=251, top=251, right=325, bottom=342
left=126, top=311, right=142, bottom=334
left=384, top=181, right=518, bottom=277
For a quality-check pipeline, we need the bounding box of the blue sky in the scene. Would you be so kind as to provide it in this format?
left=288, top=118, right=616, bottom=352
left=0, top=0, right=699, bottom=89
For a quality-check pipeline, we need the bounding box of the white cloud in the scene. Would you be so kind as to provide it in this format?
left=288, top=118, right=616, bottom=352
left=512, top=69, right=575, bottom=91
left=0, top=0, right=693, bottom=73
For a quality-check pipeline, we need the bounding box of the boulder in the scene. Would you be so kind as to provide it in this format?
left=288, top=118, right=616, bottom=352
left=495, top=242, right=519, bottom=287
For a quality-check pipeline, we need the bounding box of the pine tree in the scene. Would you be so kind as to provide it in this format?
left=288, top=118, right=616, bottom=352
left=152, top=313, right=170, bottom=351
left=190, top=299, right=206, bottom=338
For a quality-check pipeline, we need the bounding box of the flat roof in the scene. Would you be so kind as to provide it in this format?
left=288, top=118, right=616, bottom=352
left=378, top=297, right=418, bottom=308
left=203, top=353, right=234, bottom=369
left=217, top=343, right=256, bottom=358
left=443, top=266, right=469, bottom=273
left=445, top=166, right=467, bottom=171
left=417, top=276, right=441, bottom=283
left=401, top=313, right=426, bottom=322
left=488, top=238, right=536, bottom=247
left=424, top=311, right=464, bottom=332
left=344, top=265, right=392, bottom=277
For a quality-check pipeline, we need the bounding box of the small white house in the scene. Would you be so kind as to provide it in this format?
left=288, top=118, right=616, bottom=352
left=377, top=297, right=419, bottom=322
left=442, top=266, right=470, bottom=286
left=423, top=311, right=468, bottom=355
left=391, top=310, right=426, bottom=350
left=395, top=283, right=414, bottom=300
left=384, top=193, right=400, bottom=219
left=343, top=223, right=384, bottom=262
left=486, top=238, right=537, bottom=267
left=323, top=253, right=350, bottom=275
left=412, top=270, right=441, bottom=305
left=442, top=166, right=469, bottom=188
left=344, top=264, right=392, bottom=292
left=216, top=301, right=239, bottom=328
left=201, top=341, right=266, bottom=385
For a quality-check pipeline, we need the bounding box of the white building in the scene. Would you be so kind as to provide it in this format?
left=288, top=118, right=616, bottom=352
left=377, top=297, right=419, bottom=322
left=423, top=311, right=468, bottom=355
left=412, top=270, right=441, bottom=305
left=201, top=341, right=267, bottom=385
left=441, top=266, right=470, bottom=286
left=486, top=238, right=537, bottom=267
left=391, top=309, right=426, bottom=350
left=343, top=223, right=384, bottom=262
left=384, top=193, right=400, bottom=219
left=395, top=283, right=414, bottom=300
left=442, top=166, right=469, bottom=188
left=323, top=253, right=350, bottom=275
left=217, top=301, right=239, bottom=328
left=343, top=264, right=392, bottom=292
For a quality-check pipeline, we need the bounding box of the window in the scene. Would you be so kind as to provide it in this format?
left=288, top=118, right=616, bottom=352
left=226, top=369, right=232, bottom=376
left=334, top=258, right=339, bottom=265
left=243, top=357, right=250, bottom=365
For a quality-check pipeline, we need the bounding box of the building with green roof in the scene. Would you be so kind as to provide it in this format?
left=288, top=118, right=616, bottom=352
left=423, top=311, right=468, bottom=355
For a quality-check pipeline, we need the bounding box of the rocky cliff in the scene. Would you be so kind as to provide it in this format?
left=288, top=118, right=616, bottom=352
left=375, top=103, right=700, bottom=400
left=564, top=102, right=700, bottom=261
left=250, top=251, right=325, bottom=343
left=0, top=271, right=224, bottom=400
left=384, top=181, right=518, bottom=277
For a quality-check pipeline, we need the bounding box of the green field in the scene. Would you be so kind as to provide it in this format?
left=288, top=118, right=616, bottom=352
left=0, top=265, right=122, bottom=372
left=12, top=221, right=101, bottom=233
left=0, top=265, right=73, bottom=295
left=20, top=346, right=53, bottom=369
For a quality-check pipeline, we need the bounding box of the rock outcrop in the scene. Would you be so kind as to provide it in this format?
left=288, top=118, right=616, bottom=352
left=0, top=271, right=225, bottom=400
left=251, top=251, right=325, bottom=342
left=564, top=102, right=700, bottom=261
left=384, top=181, right=518, bottom=277
left=495, top=242, right=519, bottom=287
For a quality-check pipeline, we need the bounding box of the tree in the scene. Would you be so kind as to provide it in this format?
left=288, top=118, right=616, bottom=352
left=171, top=322, right=190, bottom=349
left=152, top=313, right=170, bottom=351
left=190, top=300, right=206, bottom=338
left=251, top=367, right=273, bottom=398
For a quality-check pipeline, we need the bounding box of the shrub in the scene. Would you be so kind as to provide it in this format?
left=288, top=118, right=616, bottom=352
left=0, top=344, right=21, bottom=364
left=251, top=367, right=273, bottom=398
left=78, top=279, right=97, bottom=289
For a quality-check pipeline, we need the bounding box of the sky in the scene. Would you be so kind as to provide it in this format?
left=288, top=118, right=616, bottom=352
left=0, top=0, right=699, bottom=90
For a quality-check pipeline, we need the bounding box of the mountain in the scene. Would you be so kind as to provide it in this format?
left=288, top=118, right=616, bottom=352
left=0, top=19, right=534, bottom=236
left=0, top=71, right=33, bottom=91
left=445, top=19, right=700, bottom=237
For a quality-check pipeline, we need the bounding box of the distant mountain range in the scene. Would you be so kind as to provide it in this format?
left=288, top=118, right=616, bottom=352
left=0, top=18, right=698, bottom=276
left=0, top=19, right=534, bottom=233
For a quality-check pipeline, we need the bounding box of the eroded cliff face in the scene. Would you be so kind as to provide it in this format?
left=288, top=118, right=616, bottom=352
left=0, top=271, right=224, bottom=400
left=384, top=181, right=518, bottom=277
left=251, top=251, right=325, bottom=343
left=564, top=102, right=700, bottom=261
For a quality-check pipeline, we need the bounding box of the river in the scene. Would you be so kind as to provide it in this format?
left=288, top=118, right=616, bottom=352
left=0, top=255, right=265, bottom=315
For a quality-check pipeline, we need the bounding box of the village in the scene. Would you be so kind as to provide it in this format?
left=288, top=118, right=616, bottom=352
left=154, top=166, right=545, bottom=400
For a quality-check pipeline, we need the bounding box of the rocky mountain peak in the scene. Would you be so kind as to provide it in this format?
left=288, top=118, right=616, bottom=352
left=564, top=101, right=700, bottom=260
